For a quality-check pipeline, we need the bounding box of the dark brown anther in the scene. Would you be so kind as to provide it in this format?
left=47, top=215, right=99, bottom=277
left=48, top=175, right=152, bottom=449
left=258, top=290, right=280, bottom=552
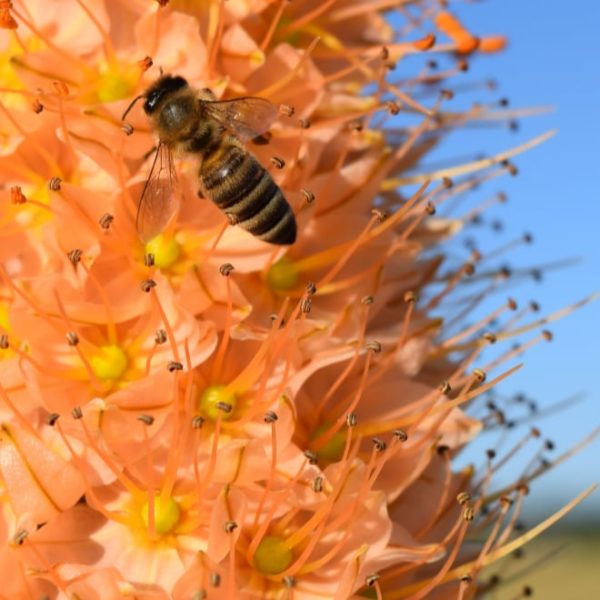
left=500, top=495, right=513, bottom=507
left=192, top=415, right=205, bottom=429
left=457, top=58, right=469, bottom=72
left=523, top=586, right=533, bottom=597
left=140, top=279, right=157, bottom=292
left=10, top=185, right=26, bottom=204
left=223, top=520, right=237, bottom=533
left=531, top=427, right=541, bottom=438
left=473, top=368, right=486, bottom=383
left=486, top=449, right=496, bottom=460
left=155, top=0, right=170, bottom=6
left=439, top=380, right=452, bottom=395
left=282, top=575, right=296, bottom=588
left=264, top=411, right=278, bottom=423
left=121, top=122, right=134, bottom=136
left=67, top=248, right=82, bottom=266
left=225, top=212, right=240, bottom=225
left=304, top=449, right=318, bottom=464
left=442, top=176, right=453, bottom=188
left=523, top=232, right=533, bottom=244
left=366, top=573, right=380, bottom=587
left=517, top=482, right=530, bottom=495
left=361, top=295, right=374, bottom=305
left=529, top=300, right=540, bottom=312
left=385, top=100, right=400, bottom=115
left=306, top=281, right=317, bottom=295
left=144, top=253, right=155, bottom=267
left=99, top=213, right=114, bottom=229
left=507, top=297, right=518, bottom=310
left=48, top=176, right=62, bottom=191
left=365, top=340, right=382, bottom=353
left=427, top=59, right=438, bottom=69
left=383, top=59, right=396, bottom=70
left=0, top=334, right=8, bottom=350
left=154, top=329, right=167, bottom=344
left=371, top=208, right=387, bottom=222
left=425, top=202, right=436, bottom=215
left=437, top=444, right=450, bottom=456
left=380, top=46, right=390, bottom=60
left=251, top=132, right=271, bottom=145
left=456, top=492, right=471, bottom=505
left=46, top=413, right=60, bottom=426
left=216, top=402, right=232, bottom=414
left=53, top=80, right=69, bottom=97
left=137, top=414, right=155, bottom=426
left=71, top=406, right=83, bottom=420
left=402, top=291, right=416, bottom=304
left=300, top=297, right=312, bottom=313
left=167, top=361, right=183, bottom=372
left=542, top=330, right=553, bottom=342
left=346, top=412, right=357, bottom=427
left=372, top=438, right=386, bottom=452
left=464, top=262, right=475, bottom=276
left=219, top=263, right=234, bottom=276
left=138, top=56, right=153, bottom=71
left=312, top=476, right=323, bottom=493
left=279, top=103, right=295, bottom=117
left=440, top=89, right=454, bottom=100
left=348, top=119, right=363, bottom=132
left=499, top=97, right=509, bottom=107
left=483, top=332, right=497, bottom=344
left=300, top=188, right=315, bottom=204
left=393, top=428, right=408, bottom=442
left=298, top=118, right=311, bottom=129
left=270, top=156, right=285, bottom=169
left=210, top=572, right=221, bottom=587
left=545, top=439, right=555, bottom=451
left=31, top=97, right=44, bottom=113
left=13, top=529, right=28, bottom=546
left=66, top=331, right=79, bottom=346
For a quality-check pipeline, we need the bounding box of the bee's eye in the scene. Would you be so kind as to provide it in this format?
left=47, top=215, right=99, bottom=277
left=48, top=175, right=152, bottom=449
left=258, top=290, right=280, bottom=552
left=143, top=76, right=188, bottom=114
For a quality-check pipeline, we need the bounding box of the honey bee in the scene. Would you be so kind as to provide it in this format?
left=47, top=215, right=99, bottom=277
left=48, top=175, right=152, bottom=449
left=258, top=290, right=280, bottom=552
left=123, top=75, right=296, bottom=245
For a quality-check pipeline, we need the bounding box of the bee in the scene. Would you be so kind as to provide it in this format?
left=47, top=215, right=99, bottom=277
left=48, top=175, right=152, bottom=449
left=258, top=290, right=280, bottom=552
left=123, top=75, right=296, bottom=245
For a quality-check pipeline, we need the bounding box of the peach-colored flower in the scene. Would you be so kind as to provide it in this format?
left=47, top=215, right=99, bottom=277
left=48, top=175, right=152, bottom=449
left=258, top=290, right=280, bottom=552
left=0, top=1, right=587, bottom=599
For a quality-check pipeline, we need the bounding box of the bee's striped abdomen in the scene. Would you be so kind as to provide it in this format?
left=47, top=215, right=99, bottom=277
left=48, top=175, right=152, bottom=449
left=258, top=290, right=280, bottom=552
left=199, top=142, right=296, bottom=245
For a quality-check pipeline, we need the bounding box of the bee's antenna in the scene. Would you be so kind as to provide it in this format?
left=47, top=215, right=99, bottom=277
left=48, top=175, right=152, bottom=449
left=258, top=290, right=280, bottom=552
left=121, top=94, right=144, bottom=121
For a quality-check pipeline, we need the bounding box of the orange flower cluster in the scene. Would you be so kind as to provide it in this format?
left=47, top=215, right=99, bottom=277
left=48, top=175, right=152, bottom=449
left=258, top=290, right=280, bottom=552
left=0, top=1, right=579, bottom=599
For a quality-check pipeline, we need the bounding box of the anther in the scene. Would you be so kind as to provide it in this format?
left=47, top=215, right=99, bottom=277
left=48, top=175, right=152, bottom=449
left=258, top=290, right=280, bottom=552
left=361, top=295, right=374, bottom=305
left=462, top=504, right=475, bottom=521
left=71, top=406, right=83, bottom=420
left=53, top=80, right=69, bottom=97
left=144, top=253, right=155, bottom=267
left=531, top=427, right=541, bottom=438
left=439, top=380, right=452, bottom=395
left=67, top=249, right=82, bottom=266
left=425, top=202, right=436, bottom=215
left=46, top=413, right=60, bottom=426
left=385, top=101, right=400, bottom=115
left=404, top=291, right=417, bottom=303
left=155, top=0, right=170, bottom=6
left=440, top=89, right=454, bottom=100
left=13, top=529, right=28, bottom=545
left=473, top=368, right=486, bottom=383
left=542, top=330, right=553, bottom=342
left=304, top=450, right=318, bottom=464
left=225, top=212, right=240, bottom=225
left=372, top=438, right=386, bottom=452
left=461, top=575, right=473, bottom=584
left=140, top=279, right=157, bottom=292
left=306, top=281, right=317, bottom=295
left=366, top=573, right=380, bottom=587
left=210, top=572, right=221, bottom=587
left=191, top=591, right=207, bottom=600
left=192, top=415, right=205, bottom=429
left=121, top=122, right=134, bottom=136
left=545, top=439, right=555, bottom=451
left=457, top=59, right=469, bottom=71
left=300, top=297, right=312, bottom=313
left=366, top=340, right=381, bottom=353
left=138, top=56, right=153, bottom=71
left=0, top=334, right=8, bottom=350
left=216, top=402, right=233, bottom=414
left=371, top=208, right=387, bottom=222
left=437, top=444, right=450, bottom=456
left=312, top=476, right=323, bottom=493
left=298, top=118, right=311, bottom=129
left=223, top=521, right=237, bottom=533
left=464, top=262, right=475, bottom=276
left=483, top=332, right=497, bottom=344
left=283, top=575, right=296, bottom=588
left=219, top=263, right=234, bottom=277
left=442, top=176, right=453, bottom=188
left=300, top=188, right=315, bottom=203
left=10, top=185, right=26, bottom=204
left=523, top=232, right=533, bottom=244
left=154, top=329, right=167, bottom=344
left=348, top=119, right=363, bottom=132
left=137, top=414, right=155, bottom=426
left=264, top=411, right=278, bottom=423
left=523, top=586, right=533, bottom=597
left=380, top=46, right=389, bottom=60
left=66, top=331, right=79, bottom=346
left=383, top=59, right=396, bottom=70
left=393, top=428, right=408, bottom=442
left=456, top=492, right=471, bottom=505
left=500, top=495, right=513, bottom=507
left=346, top=413, right=357, bottom=427
left=517, top=483, right=530, bottom=495
left=279, top=104, right=295, bottom=117
left=270, top=156, right=285, bottom=169
left=99, top=213, right=114, bottom=229
left=486, top=449, right=496, bottom=460
left=507, top=297, right=518, bottom=310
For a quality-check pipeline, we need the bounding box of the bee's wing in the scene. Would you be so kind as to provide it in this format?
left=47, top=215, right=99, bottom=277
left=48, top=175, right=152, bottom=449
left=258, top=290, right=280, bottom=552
left=136, top=143, right=179, bottom=243
left=202, top=97, right=278, bottom=142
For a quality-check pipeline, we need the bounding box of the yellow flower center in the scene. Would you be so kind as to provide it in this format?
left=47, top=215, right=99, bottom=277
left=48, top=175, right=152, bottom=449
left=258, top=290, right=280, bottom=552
left=253, top=536, right=294, bottom=575
left=266, top=257, right=298, bottom=291
left=141, top=494, right=181, bottom=535
left=199, top=385, right=237, bottom=421
left=145, top=234, right=181, bottom=270
left=90, top=345, right=128, bottom=381
left=311, top=423, right=346, bottom=462
left=93, top=62, right=138, bottom=104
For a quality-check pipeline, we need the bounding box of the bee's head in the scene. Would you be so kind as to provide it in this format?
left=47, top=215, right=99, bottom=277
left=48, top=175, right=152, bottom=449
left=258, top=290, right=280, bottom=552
left=143, top=75, right=188, bottom=114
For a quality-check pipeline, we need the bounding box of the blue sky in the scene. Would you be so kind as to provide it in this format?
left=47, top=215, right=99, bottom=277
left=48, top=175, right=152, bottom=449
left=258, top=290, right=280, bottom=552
left=392, top=0, right=600, bottom=522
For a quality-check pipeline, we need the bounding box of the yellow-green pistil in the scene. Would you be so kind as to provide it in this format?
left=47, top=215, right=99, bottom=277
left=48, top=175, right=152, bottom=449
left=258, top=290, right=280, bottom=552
left=253, top=536, right=294, bottom=575
left=141, top=495, right=181, bottom=535
left=199, top=384, right=237, bottom=421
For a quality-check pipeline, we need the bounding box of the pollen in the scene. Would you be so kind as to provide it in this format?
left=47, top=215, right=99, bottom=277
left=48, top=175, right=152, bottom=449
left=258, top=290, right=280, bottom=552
left=253, top=535, right=294, bottom=575
left=90, top=345, right=128, bottom=381
left=311, top=423, right=346, bottom=462
left=266, top=257, right=299, bottom=291
left=145, top=234, right=181, bottom=270
left=141, top=494, right=181, bottom=535
left=199, top=384, right=237, bottom=421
